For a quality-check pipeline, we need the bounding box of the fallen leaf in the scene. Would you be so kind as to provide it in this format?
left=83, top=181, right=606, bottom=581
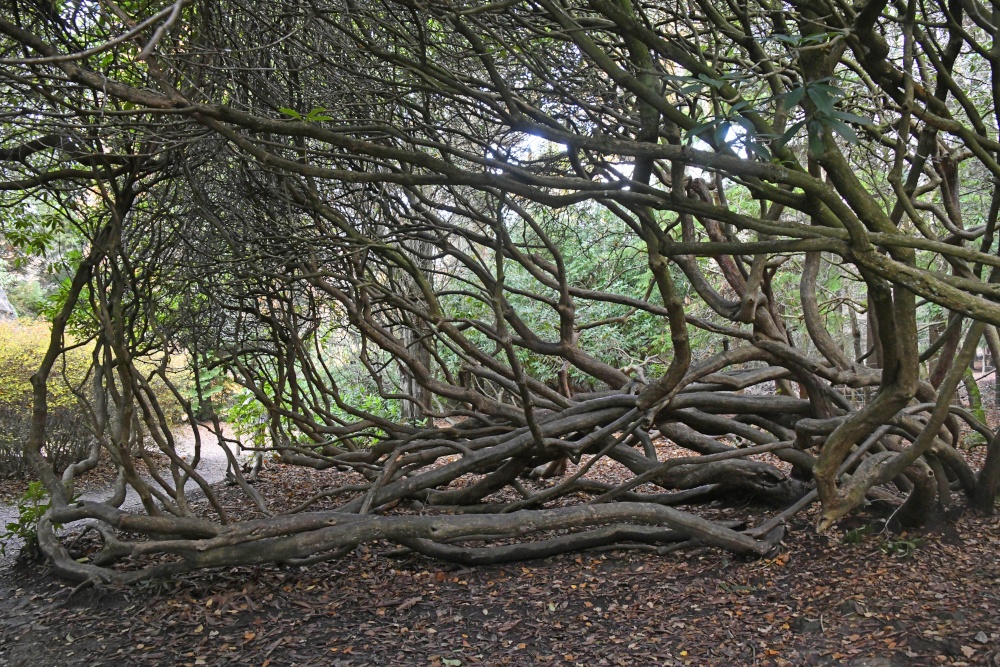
left=398, top=596, right=422, bottom=611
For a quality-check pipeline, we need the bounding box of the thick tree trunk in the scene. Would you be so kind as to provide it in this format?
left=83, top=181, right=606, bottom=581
left=399, top=238, right=434, bottom=423
left=930, top=313, right=963, bottom=389
left=865, top=295, right=883, bottom=370
left=400, top=325, right=431, bottom=422
left=984, top=326, right=1000, bottom=408
left=974, top=430, right=1000, bottom=514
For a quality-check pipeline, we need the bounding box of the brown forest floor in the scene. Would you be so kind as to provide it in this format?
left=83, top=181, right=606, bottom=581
left=2, top=457, right=1000, bottom=666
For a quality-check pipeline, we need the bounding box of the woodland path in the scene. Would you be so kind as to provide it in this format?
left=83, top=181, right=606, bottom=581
left=0, top=423, right=235, bottom=563
left=0, top=456, right=999, bottom=666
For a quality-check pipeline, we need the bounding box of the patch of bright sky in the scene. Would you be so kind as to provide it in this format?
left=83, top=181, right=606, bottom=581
left=516, top=132, right=639, bottom=183
left=515, top=131, right=735, bottom=185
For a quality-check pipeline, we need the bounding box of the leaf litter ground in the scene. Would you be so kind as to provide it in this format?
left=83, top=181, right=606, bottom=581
left=2, top=453, right=1000, bottom=666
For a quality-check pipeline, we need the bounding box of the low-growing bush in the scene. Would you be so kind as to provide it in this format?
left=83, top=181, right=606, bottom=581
left=0, top=321, right=207, bottom=479
left=7, top=279, right=49, bottom=319
left=0, top=320, right=91, bottom=409
left=0, top=320, right=95, bottom=478
left=0, top=481, right=53, bottom=560
left=0, top=402, right=94, bottom=478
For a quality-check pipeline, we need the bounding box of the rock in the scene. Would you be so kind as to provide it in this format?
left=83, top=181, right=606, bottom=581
left=0, top=286, right=16, bottom=321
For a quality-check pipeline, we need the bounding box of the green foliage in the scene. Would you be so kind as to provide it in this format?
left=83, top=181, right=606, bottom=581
left=787, top=77, right=873, bottom=151
left=437, top=204, right=673, bottom=387
left=0, top=321, right=96, bottom=477
left=228, top=388, right=268, bottom=445
left=0, top=320, right=90, bottom=410
left=181, top=360, right=229, bottom=420
left=679, top=66, right=872, bottom=160
left=339, top=378, right=400, bottom=424
left=0, top=255, right=55, bottom=319
left=0, top=481, right=53, bottom=560
left=7, top=279, right=49, bottom=318
left=278, top=106, right=334, bottom=122
left=880, top=536, right=923, bottom=559
left=226, top=354, right=401, bottom=452
left=309, top=335, right=401, bottom=431
left=841, top=524, right=873, bottom=545
left=841, top=525, right=923, bottom=558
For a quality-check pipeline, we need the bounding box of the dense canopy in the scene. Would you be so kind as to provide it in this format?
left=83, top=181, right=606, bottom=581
left=2, top=0, right=1000, bottom=584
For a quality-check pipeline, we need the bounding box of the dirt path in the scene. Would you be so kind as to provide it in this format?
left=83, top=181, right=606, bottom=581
left=0, top=496, right=998, bottom=666
left=0, top=424, right=235, bottom=561
left=1, top=441, right=999, bottom=666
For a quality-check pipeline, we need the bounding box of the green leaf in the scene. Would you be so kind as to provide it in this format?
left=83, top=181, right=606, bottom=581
left=777, top=119, right=807, bottom=148
left=278, top=107, right=303, bottom=120
left=800, top=32, right=832, bottom=44
left=306, top=107, right=333, bottom=122
left=697, top=73, right=725, bottom=89
left=686, top=120, right=714, bottom=140
left=202, top=385, right=224, bottom=398
left=830, top=110, right=873, bottom=125
left=809, top=83, right=844, bottom=97
left=824, top=118, right=860, bottom=144
left=442, top=660, right=462, bottom=666
left=769, top=34, right=801, bottom=45
left=747, top=140, right=772, bottom=161
left=732, top=115, right=757, bottom=135
left=806, top=87, right=835, bottom=116
left=781, top=86, right=806, bottom=110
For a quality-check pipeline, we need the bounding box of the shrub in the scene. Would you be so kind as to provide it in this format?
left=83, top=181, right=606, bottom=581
left=0, top=402, right=95, bottom=478
left=0, top=321, right=95, bottom=478
left=0, top=320, right=91, bottom=410
left=7, top=279, right=49, bottom=318
left=0, top=480, right=54, bottom=560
